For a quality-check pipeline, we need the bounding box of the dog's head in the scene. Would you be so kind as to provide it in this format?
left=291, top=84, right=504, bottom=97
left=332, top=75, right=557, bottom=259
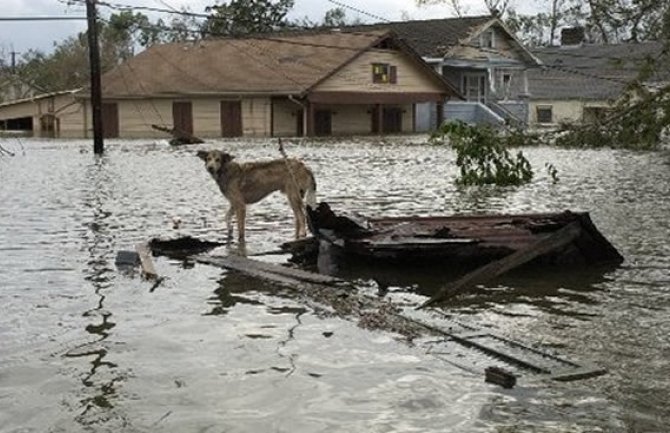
left=196, top=149, right=235, bottom=176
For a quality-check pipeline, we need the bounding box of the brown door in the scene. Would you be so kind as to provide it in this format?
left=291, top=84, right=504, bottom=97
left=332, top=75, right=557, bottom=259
left=296, top=109, right=304, bottom=136
left=220, top=101, right=242, bottom=137
left=382, top=107, right=403, bottom=133
left=101, top=102, right=119, bottom=138
left=371, top=105, right=380, bottom=134
left=172, top=101, right=193, bottom=137
left=314, top=110, right=332, bottom=136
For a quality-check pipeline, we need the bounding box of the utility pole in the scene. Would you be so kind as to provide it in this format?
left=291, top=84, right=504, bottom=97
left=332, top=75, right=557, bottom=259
left=86, top=0, right=104, bottom=154
left=10, top=51, right=17, bottom=74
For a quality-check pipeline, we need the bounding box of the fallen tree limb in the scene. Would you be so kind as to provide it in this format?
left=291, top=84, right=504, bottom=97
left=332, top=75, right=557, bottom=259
left=151, top=124, right=204, bottom=145
left=420, top=222, right=582, bottom=309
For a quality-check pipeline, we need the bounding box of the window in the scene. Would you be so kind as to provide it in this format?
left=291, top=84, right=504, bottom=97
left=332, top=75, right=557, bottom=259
left=372, top=63, right=397, bottom=84
left=480, top=30, right=495, bottom=48
left=462, top=73, right=487, bottom=103
left=536, top=106, right=553, bottom=124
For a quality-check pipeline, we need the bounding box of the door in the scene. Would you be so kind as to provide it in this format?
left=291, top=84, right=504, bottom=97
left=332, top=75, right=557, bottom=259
left=40, top=114, right=57, bottom=138
left=462, top=73, right=487, bottom=103
left=371, top=105, right=380, bottom=134
left=382, top=107, right=403, bottom=133
left=294, top=109, right=304, bottom=136
left=314, top=110, right=332, bottom=136
left=172, top=101, right=193, bottom=137
left=220, top=100, right=242, bottom=137
left=101, top=102, right=119, bottom=138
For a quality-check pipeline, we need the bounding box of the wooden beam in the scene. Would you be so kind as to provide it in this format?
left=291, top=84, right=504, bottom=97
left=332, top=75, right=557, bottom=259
left=135, top=242, right=158, bottom=279
left=194, top=254, right=345, bottom=287
left=308, top=91, right=446, bottom=105
left=420, top=222, right=582, bottom=308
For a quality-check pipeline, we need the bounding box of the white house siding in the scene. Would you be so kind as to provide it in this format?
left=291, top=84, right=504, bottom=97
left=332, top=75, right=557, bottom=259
left=193, top=99, right=223, bottom=137
left=73, top=97, right=273, bottom=138
left=114, top=99, right=170, bottom=138
left=241, top=97, right=271, bottom=137
left=272, top=98, right=301, bottom=137
left=58, top=97, right=86, bottom=138
left=529, top=100, right=584, bottom=126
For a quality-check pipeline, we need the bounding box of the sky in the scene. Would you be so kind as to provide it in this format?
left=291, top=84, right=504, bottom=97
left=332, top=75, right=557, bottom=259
left=0, top=0, right=535, bottom=60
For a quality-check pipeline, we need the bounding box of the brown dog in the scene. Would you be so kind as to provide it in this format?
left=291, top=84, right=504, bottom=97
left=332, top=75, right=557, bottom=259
left=197, top=149, right=317, bottom=242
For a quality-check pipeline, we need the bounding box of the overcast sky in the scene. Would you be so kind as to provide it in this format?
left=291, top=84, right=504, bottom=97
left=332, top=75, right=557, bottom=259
left=0, top=0, right=535, bottom=59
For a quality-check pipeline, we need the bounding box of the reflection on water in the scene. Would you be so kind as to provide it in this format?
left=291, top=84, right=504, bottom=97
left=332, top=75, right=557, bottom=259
left=0, top=139, right=668, bottom=432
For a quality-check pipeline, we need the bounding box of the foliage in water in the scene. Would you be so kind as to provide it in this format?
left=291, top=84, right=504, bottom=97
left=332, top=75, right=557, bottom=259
left=431, top=121, right=534, bottom=186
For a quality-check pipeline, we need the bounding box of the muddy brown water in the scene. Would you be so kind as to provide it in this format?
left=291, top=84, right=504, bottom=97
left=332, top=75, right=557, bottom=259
left=0, top=137, right=668, bottom=432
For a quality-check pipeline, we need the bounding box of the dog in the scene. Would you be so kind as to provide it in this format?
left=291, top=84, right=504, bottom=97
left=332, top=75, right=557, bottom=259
left=197, top=149, right=317, bottom=242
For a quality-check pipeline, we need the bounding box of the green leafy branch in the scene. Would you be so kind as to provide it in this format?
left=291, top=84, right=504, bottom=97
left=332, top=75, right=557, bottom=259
left=431, top=121, right=535, bottom=186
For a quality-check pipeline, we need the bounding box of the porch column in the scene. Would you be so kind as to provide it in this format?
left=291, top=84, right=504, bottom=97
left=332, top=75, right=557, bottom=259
left=375, top=103, right=383, bottom=134
left=306, top=101, right=314, bottom=137
left=521, top=68, right=530, bottom=98
left=436, top=101, right=444, bottom=128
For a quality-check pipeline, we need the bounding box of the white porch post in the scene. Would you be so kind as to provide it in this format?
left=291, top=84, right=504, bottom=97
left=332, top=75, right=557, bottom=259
left=522, top=68, right=530, bottom=97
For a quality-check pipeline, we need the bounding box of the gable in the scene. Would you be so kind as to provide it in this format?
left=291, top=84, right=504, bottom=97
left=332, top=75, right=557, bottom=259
left=313, top=48, right=448, bottom=94
left=446, top=20, right=541, bottom=65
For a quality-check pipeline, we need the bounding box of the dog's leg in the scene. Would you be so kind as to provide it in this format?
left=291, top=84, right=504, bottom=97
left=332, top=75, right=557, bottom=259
left=225, top=206, right=235, bottom=241
left=288, top=194, right=306, bottom=239
left=235, top=204, right=246, bottom=243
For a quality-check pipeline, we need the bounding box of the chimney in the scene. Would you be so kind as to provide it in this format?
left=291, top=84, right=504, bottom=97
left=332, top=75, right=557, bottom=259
left=561, top=27, right=585, bottom=46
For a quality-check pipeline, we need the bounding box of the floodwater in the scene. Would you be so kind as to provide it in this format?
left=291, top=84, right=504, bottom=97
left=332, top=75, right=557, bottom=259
left=0, top=137, right=668, bottom=432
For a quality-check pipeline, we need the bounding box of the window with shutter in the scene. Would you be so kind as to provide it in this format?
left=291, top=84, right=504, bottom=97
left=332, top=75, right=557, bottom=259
left=372, top=63, right=397, bottom=84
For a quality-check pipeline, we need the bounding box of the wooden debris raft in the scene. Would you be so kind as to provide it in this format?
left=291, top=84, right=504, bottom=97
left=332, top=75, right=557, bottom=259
left=303, top=202, right=623, bottom=267
left=147, top=235, right=608, bottom=383
left=284, top=202, right=624, bottom=304
left=421, top=221, right=582, bottom=308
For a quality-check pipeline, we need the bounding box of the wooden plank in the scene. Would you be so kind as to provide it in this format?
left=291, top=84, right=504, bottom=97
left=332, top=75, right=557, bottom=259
left=186, top=251, right=606, bottom=382
left=402, top=307, right=606, bottom=381
left=194, top=254, right=345, bottom=286
left=135, top=242, right=158, bottom=279
left=420, top=222, right=582, bottom=308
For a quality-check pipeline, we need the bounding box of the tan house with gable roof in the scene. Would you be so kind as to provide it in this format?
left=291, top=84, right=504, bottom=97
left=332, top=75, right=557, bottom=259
left=0, top=30, right=459, bottom=138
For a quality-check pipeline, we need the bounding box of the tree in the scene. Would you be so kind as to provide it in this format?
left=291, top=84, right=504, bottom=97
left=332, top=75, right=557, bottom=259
left=13, top=11, right=168, bottom=93
left=202, top=0, right=295, bottom=37
left=418, top=0, right=670, bottom=45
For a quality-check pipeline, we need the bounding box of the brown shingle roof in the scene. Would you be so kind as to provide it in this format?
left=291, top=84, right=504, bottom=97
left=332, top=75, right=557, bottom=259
left=343, top=15, right=494, bottom=57
left=102, top=30, right=394, bottom=98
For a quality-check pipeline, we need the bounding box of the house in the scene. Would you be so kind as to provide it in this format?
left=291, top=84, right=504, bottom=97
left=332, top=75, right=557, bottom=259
left=527, top=28, right=666, bottom=127
left=0, top=29, right=459, bottom=139
left=0, top=90, right=83, bottom=137
left=342, top=15, right=542, bottom=129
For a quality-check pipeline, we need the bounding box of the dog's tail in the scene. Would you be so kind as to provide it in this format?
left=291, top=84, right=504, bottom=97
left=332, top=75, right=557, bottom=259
left=304, top=169, right=317, bottom=209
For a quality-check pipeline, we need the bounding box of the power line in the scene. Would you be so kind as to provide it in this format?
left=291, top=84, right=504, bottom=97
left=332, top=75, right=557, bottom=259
left=0, top=16, right=86, bottom=21
left=58, top=0, right=669, bottom=91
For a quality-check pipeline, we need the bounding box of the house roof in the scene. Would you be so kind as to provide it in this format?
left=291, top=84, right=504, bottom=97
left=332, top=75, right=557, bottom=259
left=342, top=15, right=494, bottom=58
left=100, top=29, right=457, bottom=98
left=529, top=41, right=666, bottom=100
